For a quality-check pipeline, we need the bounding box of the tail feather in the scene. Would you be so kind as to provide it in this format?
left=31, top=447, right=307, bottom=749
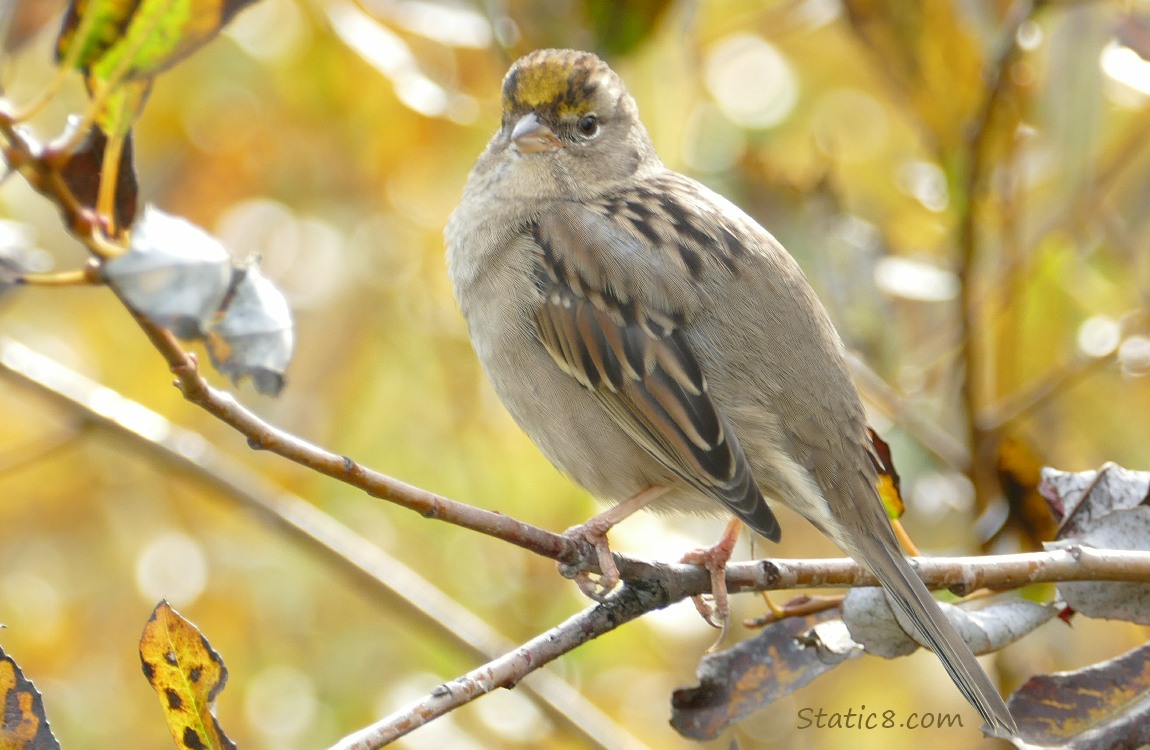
left=857, top=533, right=1018, bottom=739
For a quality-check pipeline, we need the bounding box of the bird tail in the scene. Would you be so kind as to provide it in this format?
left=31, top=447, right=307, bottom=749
left=852, top=531, right=1018, bottom=740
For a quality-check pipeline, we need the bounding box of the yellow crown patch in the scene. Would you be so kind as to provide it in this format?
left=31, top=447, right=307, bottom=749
left=502, top=49, right=606, bottom=117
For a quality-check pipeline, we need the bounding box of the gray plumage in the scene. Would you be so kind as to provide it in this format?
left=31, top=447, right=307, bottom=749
left=446, top=48, right=1016, bottom=739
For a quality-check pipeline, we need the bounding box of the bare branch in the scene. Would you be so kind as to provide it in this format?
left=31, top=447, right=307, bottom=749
left=955, top=0, right=1037, bottom=469
left=0, top=336, right=649, bottom=750
left=330, top=581, right=674, bottom=750
left=330, top=545, right=1150, bottom=749
left=7, top=335, right=1150, bottom=750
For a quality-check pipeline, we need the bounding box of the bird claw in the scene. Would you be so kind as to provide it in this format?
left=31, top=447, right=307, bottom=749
left=683, top=518, right=743, bottom=650
left=683, top=546, right=731, bottom=648
left=559, top=520, right=620, bottom=601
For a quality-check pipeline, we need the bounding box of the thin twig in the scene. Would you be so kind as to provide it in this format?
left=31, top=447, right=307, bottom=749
left=977, top=352, right=1115, bottom=431
left=131, top=312, right=591, bottom=565
left=845, top=350, right=972, bottom=470
left=955, top=0, right=1038, bottom=501
left=0, top=336, right=649, bottom=750
left=330, top=581, right=674, bottom=750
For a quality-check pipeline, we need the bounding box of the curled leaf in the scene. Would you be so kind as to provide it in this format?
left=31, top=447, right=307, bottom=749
left=1040, top=464, right=1150, bottom=539
left=842, top=588, right=1057, bottom=657
left=57, top=121, right=139, bottom=227
left=139, top=599, right=236, bottom=750
left=205, top=262, right=293, bottom=396
left=1053, top=506, right=1150, bottom=624
left=104, top=206, right=232, bottom=338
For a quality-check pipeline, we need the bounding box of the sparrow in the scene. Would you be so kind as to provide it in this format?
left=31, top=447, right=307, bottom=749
left=445, top=48, right=1017, bottom=739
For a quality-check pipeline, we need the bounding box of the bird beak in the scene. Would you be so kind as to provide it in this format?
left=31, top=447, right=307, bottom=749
left=511, top=113, right=562, bottom=153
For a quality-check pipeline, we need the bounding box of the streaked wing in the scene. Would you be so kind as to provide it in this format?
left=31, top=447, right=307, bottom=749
left=530, top=200, right=780, bottom=541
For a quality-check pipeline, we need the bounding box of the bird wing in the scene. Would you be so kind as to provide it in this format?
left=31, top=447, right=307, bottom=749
left=529, top=197, right=780, bottom=541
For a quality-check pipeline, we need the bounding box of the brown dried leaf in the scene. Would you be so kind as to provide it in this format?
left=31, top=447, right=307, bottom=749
left=57, top=124, right=138, bottom=229
left=670, top=612, right=856, bottom=740
left=1010, top=640, right=1150, bottom=748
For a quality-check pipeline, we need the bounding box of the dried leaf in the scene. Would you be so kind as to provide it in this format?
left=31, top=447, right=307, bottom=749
left=57, top=122, right=139, bottom=228
left=1040, top=464, right=1150, bottom=539
left=670, top=612, right=856, bottom=740
left=842, top=588, right=1057, bottom=657
left=1054, top=506, right=1150, bottom=624
left=0, top=644, right=62, bottom=750
left=1009, top=640, right=1150, bottom=749
left=139, top=600, right=236, bottom=750
left=105, top=206, right=233, bottom=338
left=868, top=427, right=904, bottom=519
left=205, top=262, right=293, bottom=396
left=995, top=435, right=1057, bottom=548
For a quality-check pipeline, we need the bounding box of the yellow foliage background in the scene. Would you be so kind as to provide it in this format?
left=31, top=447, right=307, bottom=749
left=1, top=1, right=1149, bottom=749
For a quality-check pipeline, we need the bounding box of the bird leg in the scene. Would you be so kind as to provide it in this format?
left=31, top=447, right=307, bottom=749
left=560, top=485, right=671, bottom=600
left=682, top=517, right=743, bottom=646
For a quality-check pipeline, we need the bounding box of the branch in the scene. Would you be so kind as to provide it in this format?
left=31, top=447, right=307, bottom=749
left=0, top=336, right=649, bottom=750
left=7, top=339, right=1150, bottom=750
left=8, top=70, right=1150, bottom=749
left=330, top=581, right=673, bottom=750
left=126, top=314, right=599, bottom=568
left=329, top=545, right=1150, bottom=749
left=955, top=0, right=1036, bottom=458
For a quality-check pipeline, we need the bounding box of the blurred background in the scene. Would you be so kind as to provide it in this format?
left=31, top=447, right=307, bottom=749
left=1, top=0, right=1149, bottom=748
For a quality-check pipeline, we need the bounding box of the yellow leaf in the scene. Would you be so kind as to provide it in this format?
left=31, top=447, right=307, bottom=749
left=139, top=600, right=236, bottom=750
left=868, top=427, right=905, bottom=520
left=0, top=646, right=61, bottom=750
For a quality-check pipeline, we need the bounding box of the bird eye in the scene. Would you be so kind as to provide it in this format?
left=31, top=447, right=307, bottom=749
left=576, top=114, right=600, bottom=138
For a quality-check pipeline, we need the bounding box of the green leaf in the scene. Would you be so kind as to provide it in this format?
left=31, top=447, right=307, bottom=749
left=55, top=0, right=140, bottom=72
left=57, top=0, right=260, bottom=81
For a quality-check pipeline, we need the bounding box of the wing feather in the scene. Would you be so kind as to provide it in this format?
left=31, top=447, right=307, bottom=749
left=530, top=199, right=780, bottom=540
